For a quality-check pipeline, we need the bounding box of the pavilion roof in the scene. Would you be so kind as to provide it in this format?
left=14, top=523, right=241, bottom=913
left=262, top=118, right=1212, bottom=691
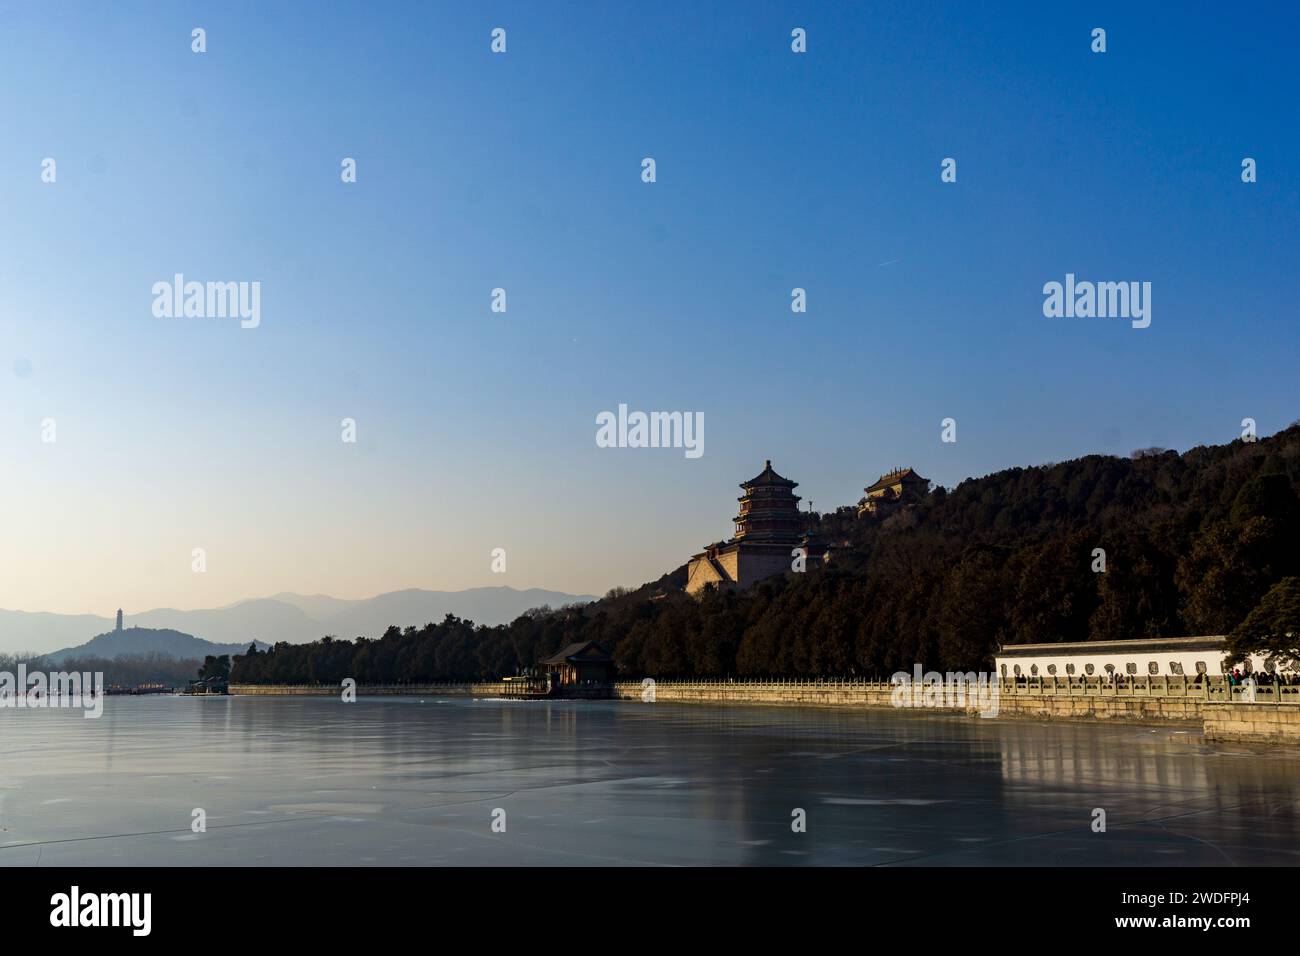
left=541, top=641, right=614, bottom=665
left=741, top=460, right=798, bottom=489
left=865, top=467, right=927, bottom=493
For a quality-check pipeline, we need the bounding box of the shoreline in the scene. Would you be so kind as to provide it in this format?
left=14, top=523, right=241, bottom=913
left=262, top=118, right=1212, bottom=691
left=225, top=679, right=1300, bottom=744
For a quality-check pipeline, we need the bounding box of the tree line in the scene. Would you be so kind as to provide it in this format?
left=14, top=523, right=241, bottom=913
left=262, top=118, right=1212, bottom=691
left=5, top=653, right=205, bottom=687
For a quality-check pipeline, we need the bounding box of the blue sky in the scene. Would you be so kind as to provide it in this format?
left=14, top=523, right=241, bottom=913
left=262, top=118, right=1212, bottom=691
left=2, top=1, right=1297, bottom=614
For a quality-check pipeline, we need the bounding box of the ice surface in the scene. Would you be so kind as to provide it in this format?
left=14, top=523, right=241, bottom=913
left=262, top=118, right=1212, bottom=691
left=0, top=696, right=1296, bottom=866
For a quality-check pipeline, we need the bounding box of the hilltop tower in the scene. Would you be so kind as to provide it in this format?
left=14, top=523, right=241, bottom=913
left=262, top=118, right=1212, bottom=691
left=116, top=608, right=123, bottom=632
left=686, top=461, right=805, bottom=596
left=733, top=460, right=803, bottom=541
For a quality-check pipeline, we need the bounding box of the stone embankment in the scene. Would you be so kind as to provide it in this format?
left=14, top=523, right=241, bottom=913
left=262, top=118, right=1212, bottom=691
left=229, top=678, right=1300, bottom=742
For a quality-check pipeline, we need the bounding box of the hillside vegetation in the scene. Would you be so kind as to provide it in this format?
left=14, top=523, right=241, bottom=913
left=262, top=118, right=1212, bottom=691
left=233, top=424, right=1300, bottom=682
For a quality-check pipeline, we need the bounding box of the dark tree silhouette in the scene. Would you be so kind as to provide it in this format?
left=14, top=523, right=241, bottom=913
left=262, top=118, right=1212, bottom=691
left=1227, top=577, right=1300, bottom=669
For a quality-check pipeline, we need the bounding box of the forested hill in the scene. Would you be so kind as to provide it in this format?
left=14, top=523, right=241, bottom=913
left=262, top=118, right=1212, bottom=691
left=232, top=424, right=1300, bottom=683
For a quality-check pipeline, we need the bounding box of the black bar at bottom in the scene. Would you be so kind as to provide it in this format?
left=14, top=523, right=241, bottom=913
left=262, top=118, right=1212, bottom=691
left=1, top=866, right=1282, bottom=942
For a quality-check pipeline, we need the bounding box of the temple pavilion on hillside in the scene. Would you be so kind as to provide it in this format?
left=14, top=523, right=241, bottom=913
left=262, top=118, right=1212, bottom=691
left=686, top=460, right=808, bottom=596
left=857, top=467, right=930, bottom=519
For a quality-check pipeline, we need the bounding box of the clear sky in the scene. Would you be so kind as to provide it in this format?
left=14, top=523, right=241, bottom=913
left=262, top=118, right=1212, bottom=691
left=2, top=1, right=1297, bottom=615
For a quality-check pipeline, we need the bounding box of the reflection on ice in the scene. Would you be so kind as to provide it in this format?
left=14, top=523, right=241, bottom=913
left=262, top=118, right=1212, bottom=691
left=0, top=696, right=1297, bottom=866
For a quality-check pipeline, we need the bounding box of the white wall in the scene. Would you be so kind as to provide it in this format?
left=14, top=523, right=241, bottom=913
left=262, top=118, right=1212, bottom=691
left=995, top=647, right=1286, bottom=679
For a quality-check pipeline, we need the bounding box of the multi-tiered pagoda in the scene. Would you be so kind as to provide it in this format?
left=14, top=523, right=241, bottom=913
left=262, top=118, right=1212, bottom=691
left=733, top=460, right=803, bottom=541
left=686, top=461, right=806, bottom=596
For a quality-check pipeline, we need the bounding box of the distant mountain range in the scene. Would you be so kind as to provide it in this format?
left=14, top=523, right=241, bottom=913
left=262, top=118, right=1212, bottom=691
left=41, top=627, right=269, bottom=665
left=0, top=587, right=597, bottom=655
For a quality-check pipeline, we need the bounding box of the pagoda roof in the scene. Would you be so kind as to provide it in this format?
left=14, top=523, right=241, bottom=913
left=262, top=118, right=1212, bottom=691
left=740, top=460, right=798, bottom=490
left=865, top=467, right=927, bottom=493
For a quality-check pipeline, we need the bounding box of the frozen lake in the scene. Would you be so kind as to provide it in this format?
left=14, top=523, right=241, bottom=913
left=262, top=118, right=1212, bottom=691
left=1, top=695, right=1298, bottom=866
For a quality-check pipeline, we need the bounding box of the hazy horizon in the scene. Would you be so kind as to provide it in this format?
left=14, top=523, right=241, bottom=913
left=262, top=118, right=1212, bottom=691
left=5, top=2, right=1297, bottom=616
left=0, top=583, right=601, bottom=620
left=5, top=420, right=1290, bottom=618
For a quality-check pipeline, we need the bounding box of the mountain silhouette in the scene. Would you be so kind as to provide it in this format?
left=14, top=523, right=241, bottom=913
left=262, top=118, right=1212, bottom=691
left=0, top=586, right=596, bottom=655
